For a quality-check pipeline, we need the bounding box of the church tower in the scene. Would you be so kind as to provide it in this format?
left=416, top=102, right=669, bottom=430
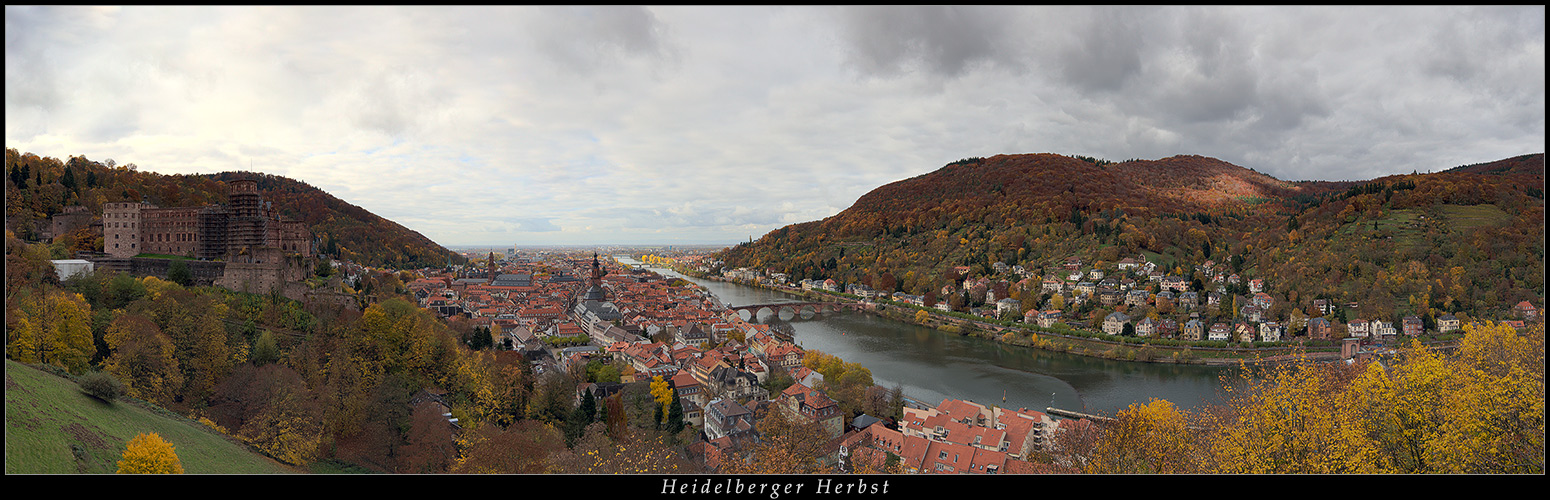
left=584, top=252, right=608, bottom=302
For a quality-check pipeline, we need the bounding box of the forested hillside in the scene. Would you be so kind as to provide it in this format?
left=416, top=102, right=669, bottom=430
left=716, top=153, right=1545, bottom=324
left=4, top=148, right=465, bottom=269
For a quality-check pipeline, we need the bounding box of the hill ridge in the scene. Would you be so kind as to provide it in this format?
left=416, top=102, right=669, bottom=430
left=714, top=151, right=1544, bottom=325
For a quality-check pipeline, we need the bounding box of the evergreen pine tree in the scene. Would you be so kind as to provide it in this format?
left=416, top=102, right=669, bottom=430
left=667, top=389, right=685, bottom=435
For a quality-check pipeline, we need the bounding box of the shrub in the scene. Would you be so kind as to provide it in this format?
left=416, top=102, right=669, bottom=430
left=79, top=371, right=126, bottom=402
left=117, top=432, right=184, bottom=474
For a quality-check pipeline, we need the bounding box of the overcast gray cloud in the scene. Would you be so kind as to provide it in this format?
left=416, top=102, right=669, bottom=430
left=6, top=6, right=1543, bottom=246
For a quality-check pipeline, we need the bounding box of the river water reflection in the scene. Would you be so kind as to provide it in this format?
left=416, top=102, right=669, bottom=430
left=631, top=259, right=1234, bottom=415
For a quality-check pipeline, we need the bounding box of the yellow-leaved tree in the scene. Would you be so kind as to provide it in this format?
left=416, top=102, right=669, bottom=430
left=1058, top=325, right=1543, bottom=474
left=1086, top=398, right=1203, bottom=474
left=1208, top=359, right=1382, bottom=473
left=1430, top=322, right=1545, bottom=473
left=117, top=432, right=184, bottom=474
left=102, top=312, right=183, bottom=405
left=9, top=289, right=95, bottom=373
left=649, top=376, right=673, bottom=425
left=1349, top=322, right=1545, bottom=473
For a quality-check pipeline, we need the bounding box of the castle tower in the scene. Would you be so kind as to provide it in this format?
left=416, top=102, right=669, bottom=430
left=227, top=179, right=268, bottom=255
left=104, top=201, right=152, bottom=258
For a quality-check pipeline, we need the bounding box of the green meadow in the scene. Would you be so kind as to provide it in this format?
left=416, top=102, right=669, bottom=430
left=4, top=359, right=294, bottom=474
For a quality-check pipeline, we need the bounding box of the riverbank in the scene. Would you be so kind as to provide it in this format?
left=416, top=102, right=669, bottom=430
left=649, top=262, right=1235, bottom=413
left=679, top=270, right=1383, bottom=367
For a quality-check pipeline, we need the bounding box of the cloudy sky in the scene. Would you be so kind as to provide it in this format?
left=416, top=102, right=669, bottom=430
left=6, top=6, right=1544, bottom=246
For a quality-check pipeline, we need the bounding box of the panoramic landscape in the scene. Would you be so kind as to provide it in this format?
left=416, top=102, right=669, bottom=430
left=5, top=6, right=1544, bottom=478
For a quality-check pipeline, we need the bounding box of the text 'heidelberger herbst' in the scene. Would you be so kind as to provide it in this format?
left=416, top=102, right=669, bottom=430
left=662, top=477, right=892, bottom=498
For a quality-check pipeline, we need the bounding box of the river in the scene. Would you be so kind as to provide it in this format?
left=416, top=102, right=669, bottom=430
left=620, top=257, right=1234, bottom=416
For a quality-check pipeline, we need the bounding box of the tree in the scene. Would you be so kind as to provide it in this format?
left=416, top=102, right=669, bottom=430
left=1085, top=399, right=1202, bottom=473
left=13, top=289, right=96, bottom=374
left=886, top=385, right=906, bottom=420
left=105, top=272, right=148, bottom=309
left=914, top=309, right=930, bottom=324
left=1209, top=359, right=1381, bottom=473
left=1347, top=323, right=1545, bottom=473
left=167, top=260, right=193, bottom=286
left=666, top=388, right=686, bottom=436
left=117, top=432, right=184, bottom=474
left=649, top=376, right=673, bottom=428
left=722, top=405, right=835, bottom=474
left=210, top=364, right=323, bottom=465
left=249, top=329, right=280, bottom=366
left=453, top=420, right=562, bottom=474
left=552, top=423, right=692, bottom=473
left=400, top=402, right=456, bottom=473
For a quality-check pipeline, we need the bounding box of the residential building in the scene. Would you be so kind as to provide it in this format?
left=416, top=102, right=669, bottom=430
left=1135, top=317, right=1156, bottom=337
left=1515, top=301, right=1539, bottom=321
left=1259, top=322, right=1283, bottom=343
left=1347, top=318, right=1370, bottom=338
left=778, top=383, right=845, bottom=440
left=1438, top=314, right=1460, bottom=333
left=1183, top=319, right=1204, bottom=341
left=1308, top=317, right=1332, bottom=340
left=1208, top=323, right=1231, bottom=342
left=704, top=398, right=755, bottom=441
left=1103, top=312, right=1130, bottom=335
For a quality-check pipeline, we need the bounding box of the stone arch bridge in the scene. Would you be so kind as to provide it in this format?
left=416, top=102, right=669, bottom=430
left=728, top=301, right=862, bottom=321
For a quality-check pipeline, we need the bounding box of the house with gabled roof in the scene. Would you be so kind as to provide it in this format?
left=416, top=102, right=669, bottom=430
left=1239, top=305, right=1263, bottom=323
left=1103, top=311, right=1130, bottom=335
left=1126, top=289, right=1150, bottom=307
left=778, top=383, right=844, bottom=439
left=1515, top=301, right=1539, bottom=321
left=1236, top=322, right=1256, bottom=343
left=1308, top=317, right=1332, bottom=339
left=1184, top=318, right=1204, bottom=341
left=1177, top=291, right=1198, bottom=311
left=1372, top=321, right=1396, bottom=338
left=1259, top=321, right=1284, bottom=343
left=1032, top=310, right=1060, bottom=328
left=1135, top=316, right=1156, bottom=337
left=704, top=398, right=755, bottom=441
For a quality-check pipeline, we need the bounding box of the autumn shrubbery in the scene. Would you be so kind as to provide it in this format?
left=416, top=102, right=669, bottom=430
left=1058, top=322, right=1545, bottom=474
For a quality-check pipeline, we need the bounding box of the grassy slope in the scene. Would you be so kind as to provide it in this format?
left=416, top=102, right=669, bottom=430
left=4, top=359, right=294, bottom=474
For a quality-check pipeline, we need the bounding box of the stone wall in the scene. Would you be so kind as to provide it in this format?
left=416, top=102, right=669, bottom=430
left=80, top=257, right=229, bottom=286
left=213, top=247, right=312, bottom=298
